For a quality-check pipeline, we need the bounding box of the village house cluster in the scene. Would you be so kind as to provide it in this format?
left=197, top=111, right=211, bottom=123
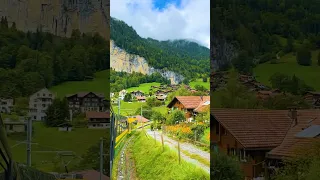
left=0, top=88, right=110, bottom=133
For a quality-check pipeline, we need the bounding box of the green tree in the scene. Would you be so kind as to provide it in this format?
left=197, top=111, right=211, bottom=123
left=45, top=98, right=69, bottom=127
left=166, top=110, right=185, bottom=125
left=194, top=85, right=208, bottom=92
left=296, top=48, right=312, bottom=66
left=123, top=93, right=132, bottom=102
left=211, top=151, right=243, bottom=180
left=232, top=50, right=254, bottom=75
left=284, top=36, right=294, bottom=53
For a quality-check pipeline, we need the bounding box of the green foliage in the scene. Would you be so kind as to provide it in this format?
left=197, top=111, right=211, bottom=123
left=190, top=123, right=208, bottom=141
left=269, top=73, right=314, bottom=95
left=297, top=48, right=312, bottom=66
left=216, top=71, right=261, bottom=109
left=78, top=138, right=110, bottom=177
left=318, top=51, right=320, bottom=66
left=232, top=50, right=254, bottom=75
left=263, top=94, right=310, bottom=110
left=274, top=142, right=320, bottom=180
left=110, top=70, right=169, bottom=92
left=45, top=98, right=69, bottom=127
left=211, top=151, right=243, bottom=180
left=134, top=105, right=153, bottom=120
left=166, top=110, right=185, bottom=125
left=0, top=25, right=108, bottom=98
left=110, top=17, right=209, bottom=80
left=166, top=86, right=192, bottom=103
left=284, top=36, right=294, bottom=53
left=194, top=84, right=208, bottom=92
left=123, top=93, right=132, bottom=102
left=146, top=97, right=162, bottom=107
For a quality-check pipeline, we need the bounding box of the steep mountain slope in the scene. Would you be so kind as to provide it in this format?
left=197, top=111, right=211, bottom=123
left=110, top=17, right=210, bottom=82
left=0, top=0, right=109, bottom=40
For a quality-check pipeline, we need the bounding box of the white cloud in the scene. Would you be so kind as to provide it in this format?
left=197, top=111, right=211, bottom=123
left=110, top=0, right=210, bottom=48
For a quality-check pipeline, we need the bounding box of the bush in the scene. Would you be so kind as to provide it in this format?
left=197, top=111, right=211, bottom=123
left=296, top=48, right=312, bottom=66
left=211, top=151, right=243, bottom=180
left=191, top=123, right=208, bottom=141
left=259, top=53, right=273, bottom=64
left=166, top=110, right=185, bottom=125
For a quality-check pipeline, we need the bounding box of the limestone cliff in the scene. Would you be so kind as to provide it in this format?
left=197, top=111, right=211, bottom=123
left=0, top=0, right=109, bottom=40
left=110, top=40, right=184, bottom=85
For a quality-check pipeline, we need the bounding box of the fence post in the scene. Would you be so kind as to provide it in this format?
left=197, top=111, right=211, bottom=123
left=161, top=133, right=164, bottom=152
left=154, top=130, right=156, bottom=144
left=178, top=139, right=181, bottom=164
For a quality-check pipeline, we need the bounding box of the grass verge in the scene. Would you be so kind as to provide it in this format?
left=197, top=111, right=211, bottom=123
left=130, top=131, right=209, bottom=180
left=180, top=150, right=210, bottom=167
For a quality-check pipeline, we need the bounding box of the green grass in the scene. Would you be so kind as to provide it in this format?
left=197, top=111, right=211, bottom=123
left=8, top=122, right=106, bottom=172
left=129, top=131, right=209, bottom=180
left=254, top=50, right=320, bottom=90
left=113, top=101, right=146, bottom=116
left=189, top=79, right=210, bottom=90
left=50, top=70, right=110, bottom=98
left=126, top=82, right=161, bottom=94
left=201, top=128, right=210, bottom=145
left=181, top=150, right=210, bottom=167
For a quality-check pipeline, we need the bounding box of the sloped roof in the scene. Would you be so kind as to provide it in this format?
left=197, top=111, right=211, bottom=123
left=167, top=96, right=210, bottom=109
left=211, top=108, right=293, bottom=149
left=135, top=115, right=150, bottom=123
left=267, top=110, right=320, bottom=159
left=66, top=92, right=104, bottom=98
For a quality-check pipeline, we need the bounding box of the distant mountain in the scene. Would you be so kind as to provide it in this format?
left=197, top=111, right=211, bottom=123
left=110, top=17, right=209, bottom=80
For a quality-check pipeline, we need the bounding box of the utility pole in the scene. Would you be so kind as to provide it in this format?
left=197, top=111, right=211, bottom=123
left=100, top=137, right=103, bottom=180
left=26, top=117, right=32, bottom=166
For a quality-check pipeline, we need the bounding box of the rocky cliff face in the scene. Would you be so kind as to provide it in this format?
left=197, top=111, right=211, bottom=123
left=110, top=40, right=184, bottom=85
left=0, top=0, right=109, bottom=39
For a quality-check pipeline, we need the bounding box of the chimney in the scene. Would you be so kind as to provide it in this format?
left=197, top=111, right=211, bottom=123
left=289, top=108, right=297, bottom=126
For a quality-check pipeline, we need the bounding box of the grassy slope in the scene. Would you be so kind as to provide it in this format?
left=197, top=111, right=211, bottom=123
left=8, top=122, right=106, bottom=172
left=129, top=131, right=209, bottom=180
left=126, top=82, right=161, bottom=94
left=254, top=50, right=320, bottom=90
left=189, top=79, right=210, bottom=90
left=50, top=70, right=110, bottom=98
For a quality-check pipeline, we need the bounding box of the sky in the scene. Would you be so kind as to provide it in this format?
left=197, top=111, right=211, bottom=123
left=110, top=0, right=210, bottom=48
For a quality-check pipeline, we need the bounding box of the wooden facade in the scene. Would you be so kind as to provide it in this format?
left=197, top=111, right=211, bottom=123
left=66, top=92, right=106, bottom=113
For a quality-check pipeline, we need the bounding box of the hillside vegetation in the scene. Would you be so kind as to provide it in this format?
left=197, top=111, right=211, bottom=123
left=211, top=0, right=320, bottom=74
left=110, top=17, right=210, bottom=80
left=0, top=18, right=109, bottom=98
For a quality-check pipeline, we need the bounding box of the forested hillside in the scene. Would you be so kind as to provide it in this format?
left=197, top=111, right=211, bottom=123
left=110, top=17, right=210, bottom=79
left=212, top=0, right=320, bottom=73
left=0, top=18, right=109, bottom=98
left=110, top=70, right=170, bottom=92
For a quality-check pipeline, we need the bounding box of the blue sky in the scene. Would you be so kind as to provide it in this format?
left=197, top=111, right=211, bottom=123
left=111, top=0, right=210, bottom=48
left=152, top=0, right=182, bottom=10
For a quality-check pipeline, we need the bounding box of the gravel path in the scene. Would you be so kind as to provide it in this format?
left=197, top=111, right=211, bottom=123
left=146, top=129, right=210, bottom=174
left=117, top=136, right=134, bottom=180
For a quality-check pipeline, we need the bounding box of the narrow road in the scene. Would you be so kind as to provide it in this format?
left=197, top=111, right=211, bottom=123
left=146, top=129, right=210, bottom=174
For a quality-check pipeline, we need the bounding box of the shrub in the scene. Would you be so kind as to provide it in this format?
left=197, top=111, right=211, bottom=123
left=211, top=151, right=243, bottom=180
left=166, top=110, right=185, bottom=125
left=296, top=48, right=312, bottom=66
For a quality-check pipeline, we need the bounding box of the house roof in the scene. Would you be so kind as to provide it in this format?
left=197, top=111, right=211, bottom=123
left=304, top=91, right=320, bottom=96
left=136, top=96, right=146, bottom=100
left=86, top=111, right=110, bottom=119
left=194, top=104, right=210, bottom=113
left=74, top=170, right=109, bottom=180
left=211, top=108, right=293, bottom=149
left=167, top=96, right=210, bottom=109
left=135, top=115, right=150, bottom=123
left=66, top=92, right=104, bottom=98
left=267, top=110, right=320, bottom=159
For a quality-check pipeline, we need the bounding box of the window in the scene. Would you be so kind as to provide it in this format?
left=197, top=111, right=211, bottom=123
left=34, top=116, right=36, bottom=120
left=9, top=125, right=13, bottom=130
left=42, top=104, right=46, bottom=107
left=34, top=104, right=37, bottom=108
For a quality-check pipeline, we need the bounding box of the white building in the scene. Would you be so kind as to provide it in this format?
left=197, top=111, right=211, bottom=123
left=0, top=98, right=14, bottom=113
left=28, top=88, right=55, bottom=121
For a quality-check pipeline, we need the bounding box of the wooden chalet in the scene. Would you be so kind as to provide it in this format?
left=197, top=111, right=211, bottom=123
left=167, top=96, right=210, bottom=121
left=256, top=89, right=281, bottom=100
left=130, top=91, right=144, bottom=98
left=211, top=108, right=320, bottom=179
left=136, top=96, right=146, bottom=102
left=66, top=92, right=106, bottom=113
left=86, top=111, right=110, bottom=129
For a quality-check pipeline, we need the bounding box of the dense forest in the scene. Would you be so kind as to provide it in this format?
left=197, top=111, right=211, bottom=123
left=212, top=0, right=320, bottom=73
left=0, top=17, right=109, bottom=98
left=110, top=17, right=210, bottom=79
left=110, top=69, right=170, bottom=92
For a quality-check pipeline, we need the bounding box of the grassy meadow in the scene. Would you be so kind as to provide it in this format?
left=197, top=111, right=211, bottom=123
left=189, top=79, right=210, bottom=90
left=50, top=70, right=109, bottom=98
left=254, top=50, right=320, bottom=90
left=8, top=122, right=107, bottom=172
left=128, top=131, right=209, bottom=180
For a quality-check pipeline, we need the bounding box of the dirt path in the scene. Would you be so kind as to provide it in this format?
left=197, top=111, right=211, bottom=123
left=146, top=129, right=210, bottom=174
left=117, top=136, right=137, bottom=180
